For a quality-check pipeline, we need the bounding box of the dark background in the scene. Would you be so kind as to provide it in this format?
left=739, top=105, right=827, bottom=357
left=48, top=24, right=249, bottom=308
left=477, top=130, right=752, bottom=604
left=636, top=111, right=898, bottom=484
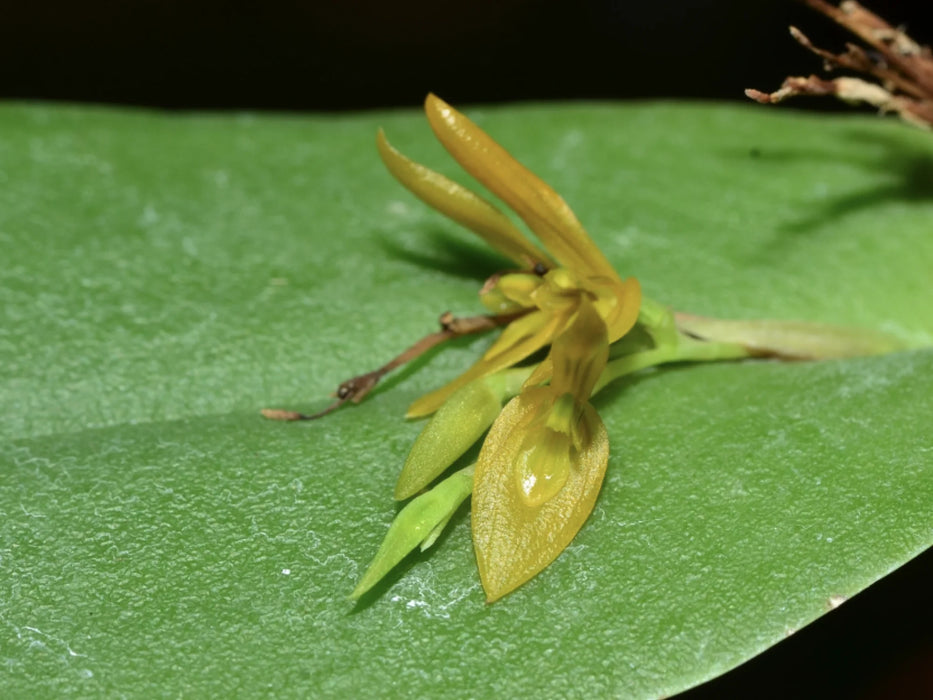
left=2, top=0, right=931, bottom=111
left=3, top=0, right=931, bottom=696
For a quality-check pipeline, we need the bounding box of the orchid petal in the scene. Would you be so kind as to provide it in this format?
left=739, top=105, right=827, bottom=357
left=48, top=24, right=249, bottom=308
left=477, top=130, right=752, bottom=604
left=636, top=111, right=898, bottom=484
left=423, top=93, right=618, bottom=281
left=587, top=275, right=642, bottom=343
left=377, top=129, right=551, bottom=268
left=550, top=299, right=610, bottom=402
left=406, top=310, right=565, bottom=418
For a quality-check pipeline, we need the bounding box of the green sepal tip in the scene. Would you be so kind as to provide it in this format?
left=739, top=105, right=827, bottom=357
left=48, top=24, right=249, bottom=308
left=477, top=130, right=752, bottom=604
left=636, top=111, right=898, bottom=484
left=351, top=466, right=475, bottom=600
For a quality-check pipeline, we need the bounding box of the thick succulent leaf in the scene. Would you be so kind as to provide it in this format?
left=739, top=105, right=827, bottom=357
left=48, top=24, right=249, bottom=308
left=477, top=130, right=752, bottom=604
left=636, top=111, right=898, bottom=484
left=1, top=102, right=931, bottom=698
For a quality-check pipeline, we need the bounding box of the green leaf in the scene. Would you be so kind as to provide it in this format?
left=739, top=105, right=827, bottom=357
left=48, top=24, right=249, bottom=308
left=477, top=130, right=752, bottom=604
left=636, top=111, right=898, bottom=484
left=1, top=102, right=931, bottom=698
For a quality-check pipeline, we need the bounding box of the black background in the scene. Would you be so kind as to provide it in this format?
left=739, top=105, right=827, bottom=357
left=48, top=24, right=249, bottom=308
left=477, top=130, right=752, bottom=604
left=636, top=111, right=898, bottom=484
left=3, top=1, right=931, bottom=696
left=2, top=0, right=932, bottom=111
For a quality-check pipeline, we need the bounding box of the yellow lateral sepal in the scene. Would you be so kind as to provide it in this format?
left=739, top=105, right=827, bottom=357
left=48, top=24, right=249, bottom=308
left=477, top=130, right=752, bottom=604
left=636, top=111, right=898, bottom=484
left=472, top=387, right=609, bottom=602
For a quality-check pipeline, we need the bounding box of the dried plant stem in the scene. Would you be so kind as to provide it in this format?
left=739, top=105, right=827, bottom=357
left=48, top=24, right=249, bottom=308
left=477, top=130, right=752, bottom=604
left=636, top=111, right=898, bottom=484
left=747, top=1, right=933, bottom=128
left=261, top=310, right=527, bottom=420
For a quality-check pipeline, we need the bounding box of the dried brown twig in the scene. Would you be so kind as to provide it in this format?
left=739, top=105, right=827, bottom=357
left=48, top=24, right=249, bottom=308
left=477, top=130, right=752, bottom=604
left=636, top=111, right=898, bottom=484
left=746, top=0, right=933, bottom=128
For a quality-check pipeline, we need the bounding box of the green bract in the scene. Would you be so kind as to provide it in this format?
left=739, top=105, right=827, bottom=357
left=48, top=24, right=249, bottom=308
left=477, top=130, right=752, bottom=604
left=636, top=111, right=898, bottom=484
left=352, top=466, right=475, bottom=600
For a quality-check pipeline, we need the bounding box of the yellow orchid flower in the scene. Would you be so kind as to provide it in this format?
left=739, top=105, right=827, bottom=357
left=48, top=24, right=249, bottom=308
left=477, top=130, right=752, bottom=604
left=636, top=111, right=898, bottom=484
left=262, top=94, right=917, bottom=605
left=373, top=95, right=645, bottom=601
left=379, top=94, right=641, bottom=418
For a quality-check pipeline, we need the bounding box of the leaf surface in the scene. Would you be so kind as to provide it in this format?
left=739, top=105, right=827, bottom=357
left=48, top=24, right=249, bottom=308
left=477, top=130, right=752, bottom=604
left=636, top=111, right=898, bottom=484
left=1, top=102, right=931, bottom=698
